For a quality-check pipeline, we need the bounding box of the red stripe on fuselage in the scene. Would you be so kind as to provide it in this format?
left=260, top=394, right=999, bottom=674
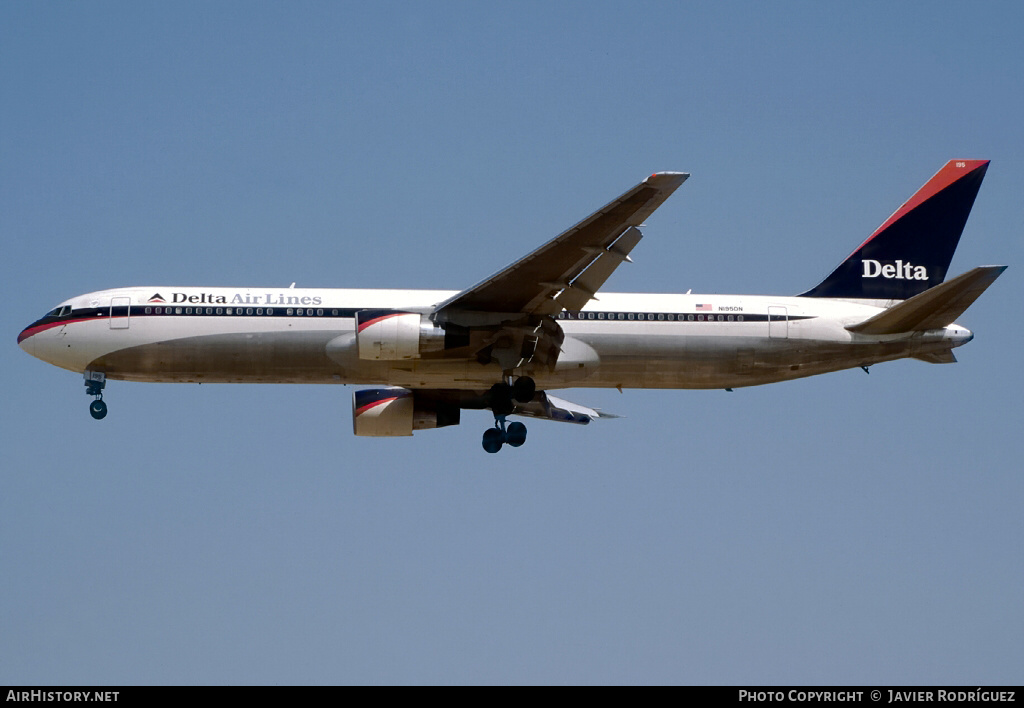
left=17, top=316, right=99, bottom=344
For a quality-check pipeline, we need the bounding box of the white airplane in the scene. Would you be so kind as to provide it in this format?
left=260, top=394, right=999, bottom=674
left=19, top=160, right=1005, bottom=452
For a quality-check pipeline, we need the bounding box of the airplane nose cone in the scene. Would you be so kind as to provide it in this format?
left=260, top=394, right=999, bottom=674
left=18, top=323, right=36, bottom=356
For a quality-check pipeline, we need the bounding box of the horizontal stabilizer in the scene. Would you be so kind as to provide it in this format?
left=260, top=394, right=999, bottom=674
left=847, top=265, right=1006, bottom=335
left=913, top=350, right=957, bottom=364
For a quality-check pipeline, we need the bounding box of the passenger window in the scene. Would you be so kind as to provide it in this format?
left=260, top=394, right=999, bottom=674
left=598, top=312, right=605, bottom=319
left=175, top=307, right=183, bottom=315
left=287, top=309, right=293, bottom=316
left=658, top=314, right=665, bottom=321
left=216, top=308, right=223, bottom=315
left=257, top=308, right=263, bottom=315
left=267, top=308, right=274, bottom=315
left=332, top=309, right=338, bottom=316
left=738, top=315, right=744, bottom=322
left=145, top=307, right=152, bottom=314
left=317, top=309, right=323, bottom=316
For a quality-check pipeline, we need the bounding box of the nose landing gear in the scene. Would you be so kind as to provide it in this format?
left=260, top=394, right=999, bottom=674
left=85, top=371, right=107, bottom=420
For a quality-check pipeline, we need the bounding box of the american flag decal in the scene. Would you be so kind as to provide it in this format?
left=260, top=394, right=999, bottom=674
left=696, top=303, right=712, bottom=311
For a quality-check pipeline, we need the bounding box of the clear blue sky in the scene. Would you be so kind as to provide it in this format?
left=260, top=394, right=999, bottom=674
left=2, top=1, right=1021, bottom=685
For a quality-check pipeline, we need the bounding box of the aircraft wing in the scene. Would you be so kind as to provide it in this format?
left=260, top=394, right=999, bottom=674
left=510, top=391, right=620, bottom=425
left=412, top=389, right=619, bottom=425
left=432, top=172, right=688, bottom=321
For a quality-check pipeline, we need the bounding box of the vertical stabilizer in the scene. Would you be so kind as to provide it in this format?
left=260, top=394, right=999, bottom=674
left=801, top=160, right=989, bottom=299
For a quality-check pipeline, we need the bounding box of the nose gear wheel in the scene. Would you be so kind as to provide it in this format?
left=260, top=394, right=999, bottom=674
left=85, top=372, right=107, bottom=420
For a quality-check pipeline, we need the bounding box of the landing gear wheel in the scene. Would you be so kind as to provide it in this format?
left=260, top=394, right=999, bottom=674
left=512, top=376, right=536, bottom=403
left=488, top=383, right=515, bottom=416
left=505, top=421, right=527, bottom=447
left=84, top=372, right=107, bottom=420
left=482, top=427, right=504, bottom=454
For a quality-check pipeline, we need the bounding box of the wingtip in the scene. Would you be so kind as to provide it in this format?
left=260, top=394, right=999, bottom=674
left=645, top=171, right=690, bottom=188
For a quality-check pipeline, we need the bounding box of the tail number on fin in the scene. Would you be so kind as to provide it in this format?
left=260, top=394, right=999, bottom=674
left=862, top=259, right=928, bottom=281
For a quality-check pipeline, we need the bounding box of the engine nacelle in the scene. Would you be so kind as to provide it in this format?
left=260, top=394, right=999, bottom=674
left=352, top=387, right=460, bottom=437
left=355, top=310, right=446, bottom=360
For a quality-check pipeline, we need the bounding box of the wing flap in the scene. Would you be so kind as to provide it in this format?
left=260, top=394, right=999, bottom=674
left=846, top=265, right=1007, bottom=335
left=553, top=226, right=643, bottom=312
left=510, top=391, right=619, bottom=425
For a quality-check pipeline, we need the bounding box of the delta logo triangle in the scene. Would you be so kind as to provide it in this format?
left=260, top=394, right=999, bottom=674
left=148, top=293, right=166, bottom=303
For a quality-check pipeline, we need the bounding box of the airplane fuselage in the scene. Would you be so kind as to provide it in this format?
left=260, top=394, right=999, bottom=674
left=19, top=285, right=973, bottom=391
left=17, top=162, right=1001, bottom=450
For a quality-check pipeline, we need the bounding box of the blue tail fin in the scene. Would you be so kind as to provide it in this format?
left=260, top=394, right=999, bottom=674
left=801, top=160, right=989, bottom=299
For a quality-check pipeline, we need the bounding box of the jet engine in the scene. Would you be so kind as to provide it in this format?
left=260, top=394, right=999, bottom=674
left=352, top=387, right=461, bottom=437
left=355, top=311, right=447, bottom=360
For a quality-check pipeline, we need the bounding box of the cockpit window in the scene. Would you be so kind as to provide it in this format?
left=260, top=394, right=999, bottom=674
left=47, top=305, right=72, bottom=318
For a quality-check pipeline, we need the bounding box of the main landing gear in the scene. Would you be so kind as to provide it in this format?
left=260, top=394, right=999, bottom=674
left=481, top=376, right=535, bottom=453
left=482, top=417, right=527, bottom=453
left=85, top=371, right=107, bottom=420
